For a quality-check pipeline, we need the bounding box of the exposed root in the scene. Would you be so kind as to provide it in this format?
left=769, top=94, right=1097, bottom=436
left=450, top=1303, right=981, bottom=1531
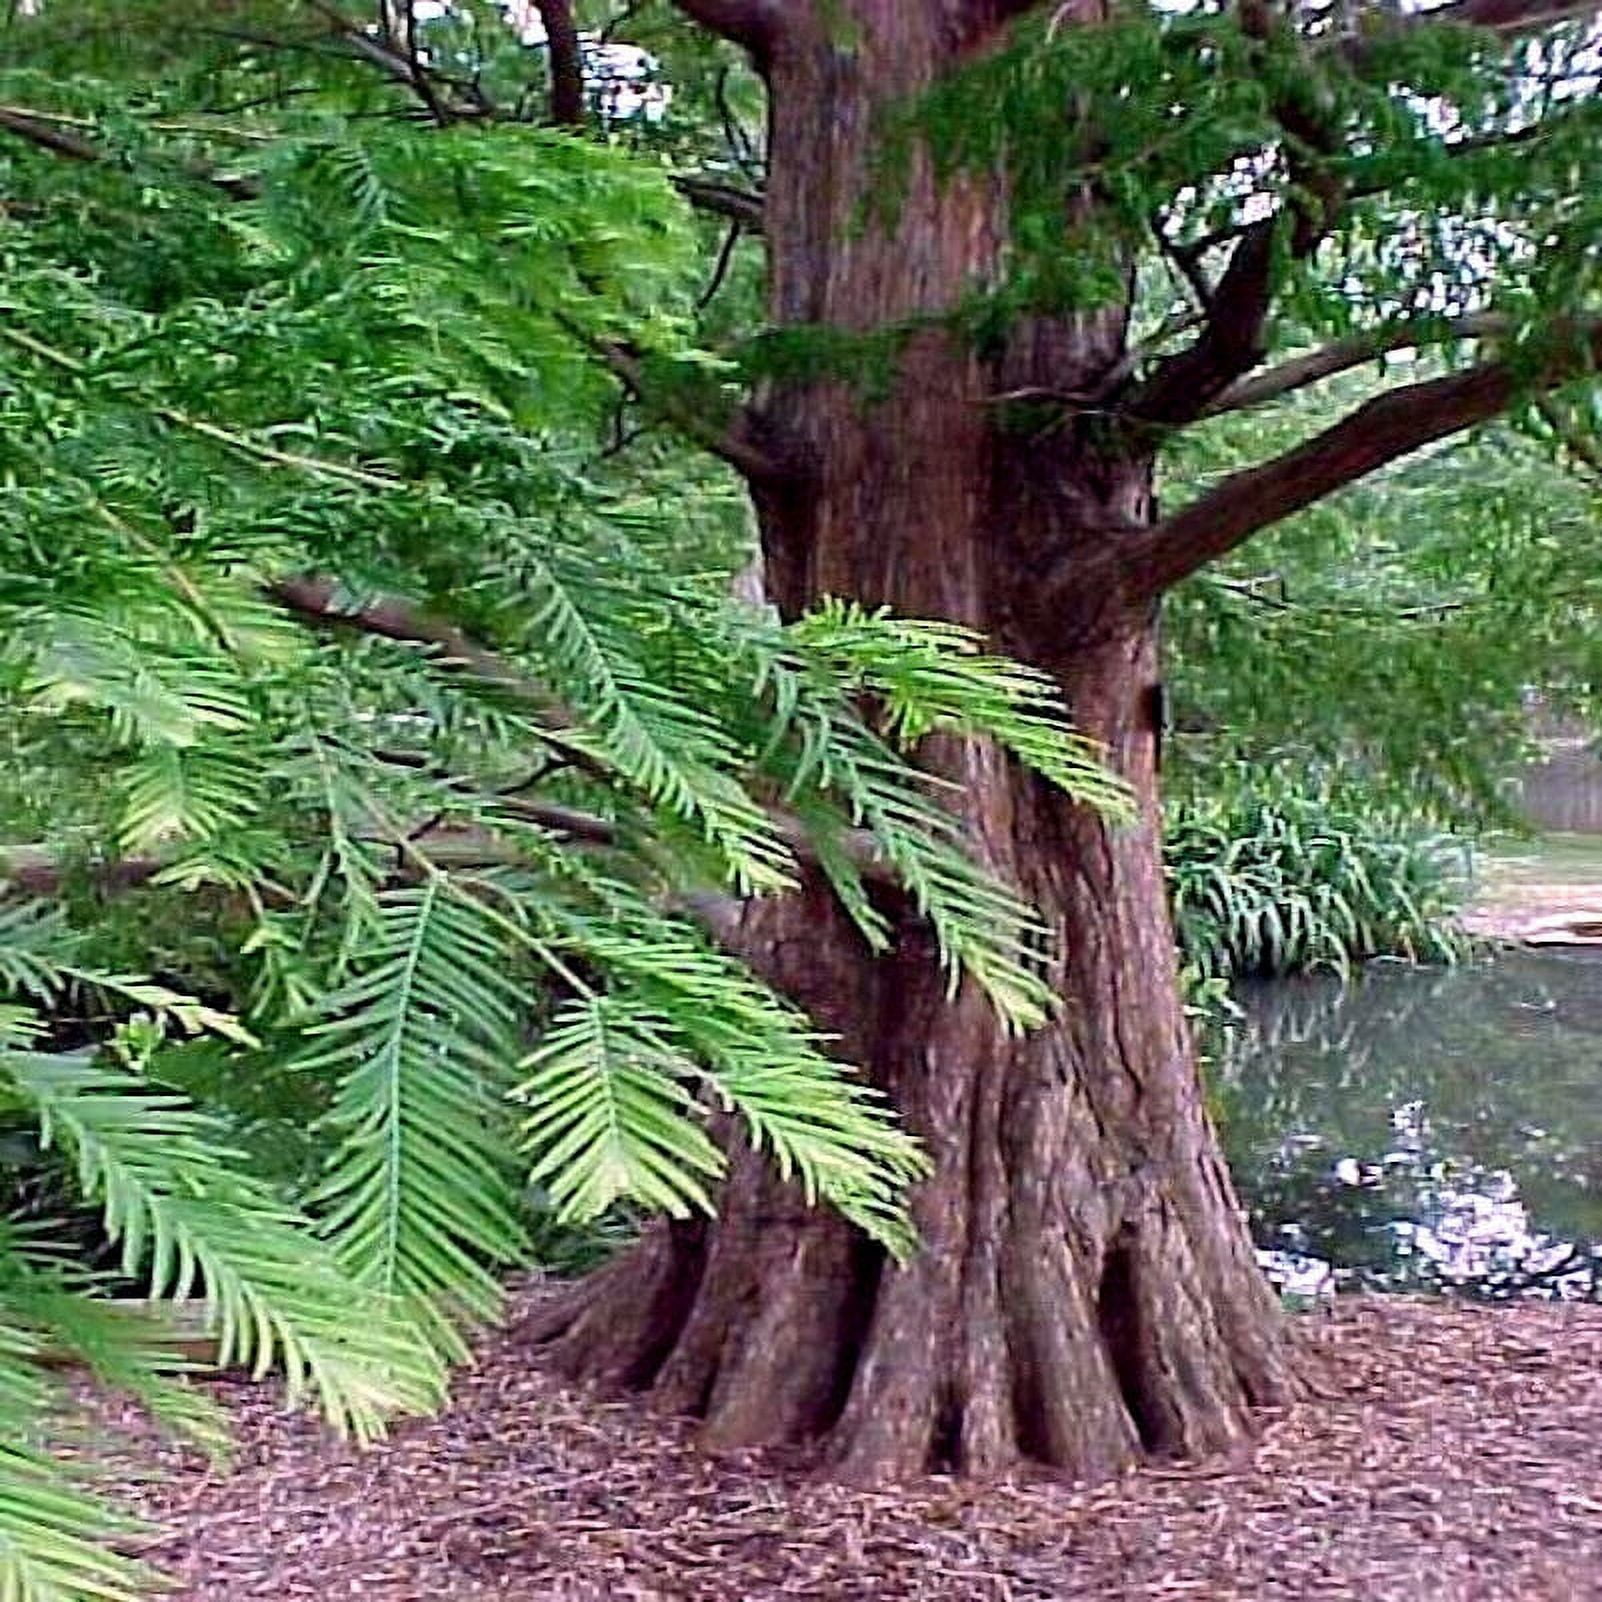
left=526, top=1161, right=1303, bottom=1484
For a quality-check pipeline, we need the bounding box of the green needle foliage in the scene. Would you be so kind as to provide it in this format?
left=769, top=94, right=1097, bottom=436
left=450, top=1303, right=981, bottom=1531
left=300, top=879, right=533, bottom=1360
left=0, top=5, right=1132, bottom=1589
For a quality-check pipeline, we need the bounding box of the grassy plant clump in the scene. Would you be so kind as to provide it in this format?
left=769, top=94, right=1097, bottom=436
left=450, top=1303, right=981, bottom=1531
left=1167, top=770, right=1471, bottom=982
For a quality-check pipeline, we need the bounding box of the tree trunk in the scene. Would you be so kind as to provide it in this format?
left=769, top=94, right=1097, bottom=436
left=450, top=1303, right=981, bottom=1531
left=527, top=0, right=1302, bottom=1481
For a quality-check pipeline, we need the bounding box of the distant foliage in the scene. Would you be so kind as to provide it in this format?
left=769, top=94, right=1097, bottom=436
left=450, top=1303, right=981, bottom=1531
left=1167, top=771, right=1472, bottom=981
left=1164, top=393, right=1602, bottom=824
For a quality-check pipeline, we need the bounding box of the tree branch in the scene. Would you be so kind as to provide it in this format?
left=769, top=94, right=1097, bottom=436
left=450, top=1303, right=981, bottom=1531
left=147, top=576, right=898, bottom=894
left=697, top=218, right=746, bottom=311
left=669, top=0, right=782, bottom=57
left=0, top=103, right=259, bottom=198
left=0, top=104, right=108, bottom=165
left=0, top=847, right=167, bottom=899
left=1122, top=2, right=1347, bottom=428
left=0, top=827, right=623, bottom=900
left=1084, top=323, right=1602, bottom=606
left=1340, top=0, right=1602, bottom=74
left=268, top=576, right=572, bottom=720
left=264, top=576, right=892, bottom=876
left=1, top=806, right=895, bottom=935
left=303, top=0, right=491, bottom=122
left=1203, top=311, right=1514, bottom=416
left=1124, top=221, right=1277, bottom=427
left=531, top=0, right=586, bottom=126
left=1400, top=0, right=1602, bottom=36
left=673, top=173, right=765, bottom=231
left=574, top=328, right=788, bottom=487
left=5, top=82, right=766, bottom=232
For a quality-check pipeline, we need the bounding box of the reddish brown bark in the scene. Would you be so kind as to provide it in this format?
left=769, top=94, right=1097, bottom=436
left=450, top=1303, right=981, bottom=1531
left=528, top=0, right=1301, bottom=1481
left=531, top=0, right=585, bottom=126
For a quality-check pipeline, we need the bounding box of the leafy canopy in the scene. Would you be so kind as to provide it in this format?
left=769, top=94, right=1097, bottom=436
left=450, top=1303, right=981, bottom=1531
left=0, top=5, right=1135, bottom=1594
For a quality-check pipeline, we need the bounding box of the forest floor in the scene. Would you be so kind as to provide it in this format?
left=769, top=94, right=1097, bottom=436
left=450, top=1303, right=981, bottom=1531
left=97, top=1291, right=1602, bottom=1602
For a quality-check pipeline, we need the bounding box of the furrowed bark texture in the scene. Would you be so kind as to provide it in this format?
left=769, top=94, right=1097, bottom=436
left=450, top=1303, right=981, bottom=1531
left=529, top=0, right=1300, bottom=1481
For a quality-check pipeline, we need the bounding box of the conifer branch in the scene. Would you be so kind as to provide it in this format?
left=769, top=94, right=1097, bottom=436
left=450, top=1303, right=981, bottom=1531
left=0, top=103, right=111, bottom=165
left=673, top=174, right=766, bottom=230
left=576, top=329, right=788, bottom=487
left=0, top=848, right=167, bottom=898
left=0, top=103, right=259, bottom=198
left=1125, top=221, right=1278, bottom=427
left=263, top=577, right=893, bottom=885
left=1396, top=0, right=1602, bottom=36
left=5, top=72, right=763, bottom=233
left=531, top=0, right=586, bottom=126
left=267, top=577, right=571, bottom=719
left=1340, top=0, right=1602, bottom=72
left=1202, top=312, right=1515, bottom=416
left=1099, top=323, right=1602, bottom=604
left=303, top=0, right=493, bottom=122
left=1, top=807, right=889, bottom=905
left=669, top=1, right=783, bottom=57
left=1124, top=4, right=1347, bottom=428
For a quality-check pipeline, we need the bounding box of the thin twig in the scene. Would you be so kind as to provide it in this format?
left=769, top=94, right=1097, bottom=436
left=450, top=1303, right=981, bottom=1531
left=696, top=220, right=745, bottom=312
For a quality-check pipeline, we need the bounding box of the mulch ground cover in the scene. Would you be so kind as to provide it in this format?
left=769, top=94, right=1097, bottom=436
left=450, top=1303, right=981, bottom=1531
left=97, top=1292, right=1602, bottom=1601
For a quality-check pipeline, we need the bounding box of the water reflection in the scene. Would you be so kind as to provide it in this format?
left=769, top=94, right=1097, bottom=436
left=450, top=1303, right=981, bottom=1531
left=1211, top=950, right=1602, bottom=1303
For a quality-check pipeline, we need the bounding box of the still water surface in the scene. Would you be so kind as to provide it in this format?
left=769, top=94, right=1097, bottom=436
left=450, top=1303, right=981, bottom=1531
left=1215, top=950, right=1602, bottom=1302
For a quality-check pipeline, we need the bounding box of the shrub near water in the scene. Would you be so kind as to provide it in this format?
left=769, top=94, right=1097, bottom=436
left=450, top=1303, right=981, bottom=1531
left=1167, top=774, right=1471, bottom=982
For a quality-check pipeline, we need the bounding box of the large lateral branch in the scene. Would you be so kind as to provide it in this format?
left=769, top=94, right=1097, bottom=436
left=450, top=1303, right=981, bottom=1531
left=670, top=0, right=784, bottom=57
left=1406, top=0, right=1602, bottom=34
left=1083, top=325, right=1602, bottom=606
left=1127, top=223, right=1277, bottom=427
left=1130, top=0, right=1596, bottom=429
left=1203, top=312, right=1516, bottom=416
left=1339, top=0, right=1602, bottom=73
left=1123, top=0, right=1353, bottom=428
left=0, top=104, right=114, bottom=165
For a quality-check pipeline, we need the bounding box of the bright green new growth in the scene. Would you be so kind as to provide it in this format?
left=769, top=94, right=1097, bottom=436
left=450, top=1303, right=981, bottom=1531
left=0, top=14, right=1133, bottom=1593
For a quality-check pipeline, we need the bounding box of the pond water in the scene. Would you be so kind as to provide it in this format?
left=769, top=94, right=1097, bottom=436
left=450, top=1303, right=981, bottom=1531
left=1213, top=949, right=1602, bottom=1303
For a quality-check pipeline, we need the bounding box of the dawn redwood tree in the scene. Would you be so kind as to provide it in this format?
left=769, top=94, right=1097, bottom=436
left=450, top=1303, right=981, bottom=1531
left=4, top=0, right=1600, bottom=1506
left=528, top=0, right=1602, bottom=1478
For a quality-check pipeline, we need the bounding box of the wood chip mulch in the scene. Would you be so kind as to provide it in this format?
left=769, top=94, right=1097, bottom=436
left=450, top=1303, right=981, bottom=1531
left=95, top=1294, right=1602, bottom=1601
